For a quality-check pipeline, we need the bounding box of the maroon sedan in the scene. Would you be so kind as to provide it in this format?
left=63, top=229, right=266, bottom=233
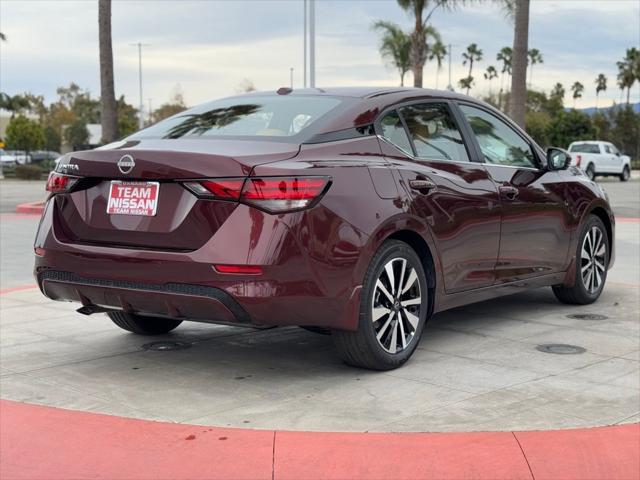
left=34, top=87, right=614, bottom=370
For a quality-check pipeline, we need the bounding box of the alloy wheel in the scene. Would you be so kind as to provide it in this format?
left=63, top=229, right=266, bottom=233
left=371, top=257, right=422, bottom=354
left=580, top=226, right=607, bottom=293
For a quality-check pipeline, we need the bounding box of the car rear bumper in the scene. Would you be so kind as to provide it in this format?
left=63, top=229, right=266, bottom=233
left=34, top=199, right=363, bottom=330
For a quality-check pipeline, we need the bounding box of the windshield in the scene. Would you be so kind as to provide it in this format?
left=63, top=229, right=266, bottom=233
left=131, top=95, right=342, bottom=141
left=570, top=143, right=600, bottom=154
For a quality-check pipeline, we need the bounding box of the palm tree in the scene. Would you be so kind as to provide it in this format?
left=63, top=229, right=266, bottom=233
left=496, top=47, right=512, bottom=109
left=458, top=76, right=474, bottom=94
left=571, top=81, right=584, bottom=108
left=484, top=66, right=498, bottom=95
left=429, top=40, right=447, bottom=89
left=98, top=0, right=118, bottom=143
left=595, top=74, right=607, bottom=109
left=373, top=21, right=412, bottom=86
left=462, top=43, right=483, bottom=92
left=0, top=93, right=30, bottom=118
left=396, top=0, right=458, bottom=88
left=527, top=48, right=543, bottom=87
left=509, top=0, right=530, bottom=127
left=616, top=47, right=639, bottom=105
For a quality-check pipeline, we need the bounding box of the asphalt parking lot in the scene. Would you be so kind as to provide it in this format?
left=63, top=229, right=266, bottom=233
left=1, top=178, right=638, bottom=433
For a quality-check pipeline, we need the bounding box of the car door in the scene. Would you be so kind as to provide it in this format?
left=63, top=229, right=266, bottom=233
left=377, top=101, right=501, bottom=293
left=457, top=103, right=571, bottom=283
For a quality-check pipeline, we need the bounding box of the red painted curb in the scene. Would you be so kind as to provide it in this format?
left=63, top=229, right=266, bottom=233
left=1, top=400, right=638, bottom=480
left=0, top=284, right=38, bottom=295
left=14, top=201, right=44, bottom=215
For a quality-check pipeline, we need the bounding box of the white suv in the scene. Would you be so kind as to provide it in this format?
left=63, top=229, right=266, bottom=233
left=568, top=141, right=631, bottom=182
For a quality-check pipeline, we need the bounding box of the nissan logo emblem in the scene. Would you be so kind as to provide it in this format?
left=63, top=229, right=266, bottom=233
left=117, top=155, right=135, bottom=174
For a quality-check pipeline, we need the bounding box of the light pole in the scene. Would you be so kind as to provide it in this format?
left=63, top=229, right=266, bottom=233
left=303, top=0, right=307, bottom=88
left=290, top=67, right=294, bottom=89
left=309, top=0, right=316, bottom=88
left=148, top=98, right=153, bottom=124
left=130, top=43, right=150, bottom=129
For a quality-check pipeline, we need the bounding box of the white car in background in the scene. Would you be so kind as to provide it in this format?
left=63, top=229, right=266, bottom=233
left=569, top=141, right=631, bottom=181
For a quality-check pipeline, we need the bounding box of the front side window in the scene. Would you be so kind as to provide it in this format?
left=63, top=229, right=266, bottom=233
left=400, top=103, right=469, bottom=162
left=131, top=96, right=342, bottom=141
left=460, top=104, right=536, bottom=168
left=379, top=110, right=413, bottom=154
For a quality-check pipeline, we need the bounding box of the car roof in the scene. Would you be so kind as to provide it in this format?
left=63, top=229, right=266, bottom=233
left=246, top=86, right=470, bottom=100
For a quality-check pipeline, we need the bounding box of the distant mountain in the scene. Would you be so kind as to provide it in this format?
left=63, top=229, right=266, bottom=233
left=571, top=102, right=640, bottom=115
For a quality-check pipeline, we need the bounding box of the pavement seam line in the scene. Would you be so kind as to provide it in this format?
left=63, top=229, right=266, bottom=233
left=271, top=430, right=276, bottom=480
left=512, top=431, right=535, bottom=480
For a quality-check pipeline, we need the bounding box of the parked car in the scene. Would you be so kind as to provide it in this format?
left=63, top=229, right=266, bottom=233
left=1, top=149, right=31, bottom=165
left=30, top=150, right=62, bottom=163
left=34, top=88, right=615, bottom=370
left=569, top=141, right=631, bottom=181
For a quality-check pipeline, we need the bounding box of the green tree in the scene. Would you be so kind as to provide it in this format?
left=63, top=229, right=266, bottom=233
left=496, top=46, right=512, bottom=109
left=462, top=43, right=482, bottom=93
left=546, top=109, right=595, bottom=148
left=616, top=48, right=639, bottom=105
left=64, top=120, right=90, bottom=148
left=595, top=74, right=607, bottom=109
left=396, top=0, right=457, bottom=88
left=458, top=76, right=474, bottom=94
left=43, top=125, right=62, bottom=152
left=525, top=110, right=550, bottom=147
left=591, top=110, right=611, bottom=140
left=117, top=96, right=138, bottom=137
left=527, top=48, right=543, bottom=86
left=429, top=40, right=447, bottom=89
left=373, top=21, right=412, bottom=86
left=484, top=66, right=498, bottom=95
left=0, top=93, right=31, bottom=118
left=608, top=105, right=640, bottom=161
left=5, top=115, right=45, bottom=153
left=571, top=81, right=584, bottom=108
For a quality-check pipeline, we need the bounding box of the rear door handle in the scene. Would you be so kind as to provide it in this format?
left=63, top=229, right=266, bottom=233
left=409, top=179, right=436, bottom=192
left=499, top=185, right=519, bottom=200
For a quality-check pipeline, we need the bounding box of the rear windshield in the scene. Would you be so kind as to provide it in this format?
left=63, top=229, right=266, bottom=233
left=131, top=95, right=342, bottom=141
left=570, top=143, right=601, bottom=153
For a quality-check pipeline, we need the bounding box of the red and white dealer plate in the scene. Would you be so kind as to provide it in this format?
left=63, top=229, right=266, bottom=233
left=107, top=181, right=159, bottom=216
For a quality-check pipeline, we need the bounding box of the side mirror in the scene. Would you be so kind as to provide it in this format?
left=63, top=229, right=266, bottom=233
left=547, top=147, right=570, bottom=170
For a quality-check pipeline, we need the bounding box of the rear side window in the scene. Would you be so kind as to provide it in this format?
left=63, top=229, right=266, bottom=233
left=131, top=96, right=342, bottom=141
left=570, top=143, right=601, bottom=154
left=400, top=103, right=469, bottom=162
left=379, top=110, right=413, bottom=154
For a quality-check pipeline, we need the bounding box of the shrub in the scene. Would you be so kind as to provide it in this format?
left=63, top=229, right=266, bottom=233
left=14, top=164, right=44, bottom=180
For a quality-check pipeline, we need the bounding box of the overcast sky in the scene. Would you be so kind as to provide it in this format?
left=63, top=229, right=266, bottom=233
left=1, top=0, right=638, bottom=112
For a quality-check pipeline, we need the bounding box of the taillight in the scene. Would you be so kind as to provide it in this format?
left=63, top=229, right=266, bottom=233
left=183, top=179, right=244, bottom=200
left=241, top=177, right=329, bottom=213
left=576, top=155, right=582, bottom=166
left=184, top=176, right=330, bottom=213
left=46, top=172, right=78, bottom=193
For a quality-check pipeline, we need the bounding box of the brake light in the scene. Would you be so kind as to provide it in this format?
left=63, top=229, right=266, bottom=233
left=241, top=177, right=329, bottom=213
left=183, top=179, right=244, bottom=199
left=576, top=155, right=582, bottom=166
left=184, top=176, right=330, bottom=213
left=46, top=172, right=78, bottom=193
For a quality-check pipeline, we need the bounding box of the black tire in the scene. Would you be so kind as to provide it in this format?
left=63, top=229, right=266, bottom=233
left=620, top=165, right=630, bottom=182
left=107, top=311, right=182, bottom=335
left=332, top=240, right=429, bottom=370
left=585, top=164, right=596, bottom=181
left=553, top=215, right=609, bottom=305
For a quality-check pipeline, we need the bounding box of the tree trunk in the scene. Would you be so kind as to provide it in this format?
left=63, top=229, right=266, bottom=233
left=509, top=0, right=529, bottom=127
left=627, top=87, right=631, bottom=105
left=400, top=71, right=405, bottom=87
left=99, top=0, right=118, bottom=143
left=411, top=8, right=424, bottom=89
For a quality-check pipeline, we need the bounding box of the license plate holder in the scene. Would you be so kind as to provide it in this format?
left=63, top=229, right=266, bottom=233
left=107, top=181, right=159, bottom=217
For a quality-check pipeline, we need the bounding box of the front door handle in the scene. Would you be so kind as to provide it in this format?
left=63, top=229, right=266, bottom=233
left=409, top=179, right=436, bottom=192
left=499, top=185, right=519, bottom=200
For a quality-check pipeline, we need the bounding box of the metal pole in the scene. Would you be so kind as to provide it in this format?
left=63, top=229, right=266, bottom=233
left=303, top=0, right=307, bottom=88
left=148, top=98, right=153, bottom=124
left=447, top=43, right=453, bottom=91
left=309, top=0, right=315, bottom=88
left=137, top=43, right=143, bottom=129
left=290, top=67, right=294, bottom=89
